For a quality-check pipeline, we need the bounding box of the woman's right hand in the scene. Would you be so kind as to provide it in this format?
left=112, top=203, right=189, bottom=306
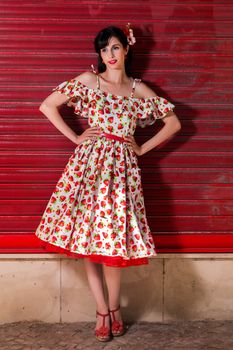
left=74, top=126, right=102, bottom=145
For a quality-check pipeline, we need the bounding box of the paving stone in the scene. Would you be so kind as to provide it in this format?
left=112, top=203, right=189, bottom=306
left=0, top=321, right=232, bottom=350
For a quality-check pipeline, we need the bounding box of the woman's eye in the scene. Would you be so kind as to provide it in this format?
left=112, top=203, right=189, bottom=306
left=101, top=46, right=119, bottom=53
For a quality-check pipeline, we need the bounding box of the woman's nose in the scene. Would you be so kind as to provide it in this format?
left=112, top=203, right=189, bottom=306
left=110, top=50, right=115, bottom=58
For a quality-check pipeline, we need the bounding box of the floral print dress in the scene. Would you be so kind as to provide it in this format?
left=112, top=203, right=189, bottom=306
left=35, top=72, right=175, bottom=267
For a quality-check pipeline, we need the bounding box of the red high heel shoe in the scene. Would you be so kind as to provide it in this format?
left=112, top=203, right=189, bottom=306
left=95, top=310, right=111, bottom=342
left=109, top=304, right=125, bottom=337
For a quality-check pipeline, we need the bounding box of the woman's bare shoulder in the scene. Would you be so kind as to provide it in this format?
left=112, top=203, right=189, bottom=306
left=135, top=80, right=158, bottom=99
left=73, top=71, right=97, bottom=89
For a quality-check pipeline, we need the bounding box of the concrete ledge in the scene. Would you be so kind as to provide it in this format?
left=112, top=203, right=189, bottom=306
left=0, top=254, right=233, bottom=323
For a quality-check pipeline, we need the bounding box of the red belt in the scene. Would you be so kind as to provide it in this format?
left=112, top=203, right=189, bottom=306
left=101, top=132, right=126, bottom=143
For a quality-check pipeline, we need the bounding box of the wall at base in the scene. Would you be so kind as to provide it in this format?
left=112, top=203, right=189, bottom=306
left=0, top=254, right=233, bottom=324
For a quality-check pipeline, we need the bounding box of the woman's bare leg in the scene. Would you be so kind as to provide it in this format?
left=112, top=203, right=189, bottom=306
left=102, top=265, right=123, bottom=324
left=83, top=259, right=110, bottom=330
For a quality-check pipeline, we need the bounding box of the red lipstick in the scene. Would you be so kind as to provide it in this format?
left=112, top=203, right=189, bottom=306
left=108, top=59, right=117, bottom=64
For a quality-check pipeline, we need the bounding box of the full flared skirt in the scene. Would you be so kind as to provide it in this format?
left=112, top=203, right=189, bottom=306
left=35, top=138, right=157, bottom=267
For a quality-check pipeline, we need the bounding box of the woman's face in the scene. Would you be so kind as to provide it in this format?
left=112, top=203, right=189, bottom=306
left=100, top=36, right=128, bottom=71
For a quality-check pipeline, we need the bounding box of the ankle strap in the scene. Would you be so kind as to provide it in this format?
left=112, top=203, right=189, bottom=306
left=109, top=305, right=120, bottom=323
left=109, top=304, right=120, bottom=313
left=96, top=310, right=109, bottom=328
left=96, top=310, right=109, bottom=317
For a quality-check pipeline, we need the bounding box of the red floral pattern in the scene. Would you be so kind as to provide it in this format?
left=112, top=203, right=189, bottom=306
left=35, top=77, right=175, bottom=267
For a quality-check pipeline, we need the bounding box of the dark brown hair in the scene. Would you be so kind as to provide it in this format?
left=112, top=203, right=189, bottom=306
left=94, top=25, right=133, bottom=75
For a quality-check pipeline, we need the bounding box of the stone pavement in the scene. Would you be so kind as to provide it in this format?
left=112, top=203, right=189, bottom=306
left=0, top=320, right=233, bottom=350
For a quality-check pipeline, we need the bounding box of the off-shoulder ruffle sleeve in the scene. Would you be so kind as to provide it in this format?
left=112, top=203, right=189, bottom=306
left=52, top=78, right=88, bottom=118
left=136, top=95, right=175, bottom=128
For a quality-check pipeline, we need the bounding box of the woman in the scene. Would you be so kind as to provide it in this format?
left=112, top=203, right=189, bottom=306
left=35, top=24, right=181, bottom=342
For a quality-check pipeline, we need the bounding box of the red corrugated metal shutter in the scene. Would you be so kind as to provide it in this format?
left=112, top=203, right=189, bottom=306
left=1, top=1, right=233, bottom=254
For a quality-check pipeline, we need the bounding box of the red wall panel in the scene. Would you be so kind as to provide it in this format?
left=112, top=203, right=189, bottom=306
left=0, top=0, right=233, bottom=254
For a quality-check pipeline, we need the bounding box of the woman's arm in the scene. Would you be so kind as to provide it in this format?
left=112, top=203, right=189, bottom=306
left=139, top=111, right=181, bottom=156
left=125, top=81, right=181, bottom=155
left=39, top=72, right=100, bottom=145
left=39, top=91, right=80, bottom=144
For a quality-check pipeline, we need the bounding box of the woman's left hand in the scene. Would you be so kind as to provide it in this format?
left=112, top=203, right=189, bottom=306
left=124, top=135, right=142, bottom=156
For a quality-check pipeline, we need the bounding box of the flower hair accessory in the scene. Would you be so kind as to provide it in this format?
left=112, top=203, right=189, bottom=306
left=124, top=22, right=136, bottom=46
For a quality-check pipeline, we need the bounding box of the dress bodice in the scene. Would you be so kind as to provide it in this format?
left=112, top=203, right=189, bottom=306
left=52, top=73, right=175, bottom=136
